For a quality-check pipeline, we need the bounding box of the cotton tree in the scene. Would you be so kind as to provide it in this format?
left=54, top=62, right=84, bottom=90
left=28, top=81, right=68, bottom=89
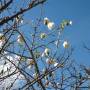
left=0, top=0, right=90, bottom=90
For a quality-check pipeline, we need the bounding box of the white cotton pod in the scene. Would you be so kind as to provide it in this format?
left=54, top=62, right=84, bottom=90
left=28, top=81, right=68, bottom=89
left=3, top=66, right=8, bottom=72
left=44, top=48, right=50, bottom=56
left=41, top=52, right=45, bottom=57
left=46, top=58, right=50, bottom=64
left=27, top=65, right=32, bottom=69
left=0, top=65, right=3, bottom=73
left=69, top=20, right=72, bottom=25
left=17, top=35, right=24, bottom=44
left=54, top=62, right=59, bottom=67
left=33, top=73, right=37, bottom=78
left=0, top=40, right=5, bottom=48
left=47, top=22, right=55, bottom=30
left=44, top=17, right=49, bottom=25
left=40, top=33, right=47, bottom=39
left=0, top=33, right=5, bottom=48
left=63, top=41, right=69, bottom=48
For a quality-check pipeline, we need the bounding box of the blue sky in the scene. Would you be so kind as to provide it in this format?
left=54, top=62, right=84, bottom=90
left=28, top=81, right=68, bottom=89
left=44, top=0, right=90, bottom=66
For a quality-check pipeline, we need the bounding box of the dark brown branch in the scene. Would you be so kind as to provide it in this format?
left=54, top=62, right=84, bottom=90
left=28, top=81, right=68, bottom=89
left=0, top=0, right=13, bottom=12
left=0, top=0, right=46, bottom=25
left=15, top=28, right=46, bottom=90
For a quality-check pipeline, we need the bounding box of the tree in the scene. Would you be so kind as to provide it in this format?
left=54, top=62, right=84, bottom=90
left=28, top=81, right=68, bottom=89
left=0, top=0, right=90, bottom=90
